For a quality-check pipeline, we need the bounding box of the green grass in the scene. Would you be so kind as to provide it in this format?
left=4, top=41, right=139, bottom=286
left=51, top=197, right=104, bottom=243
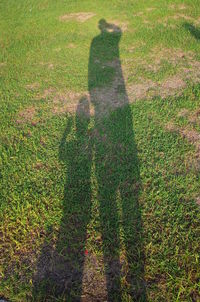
left=0, top=0, right=200, bottom=301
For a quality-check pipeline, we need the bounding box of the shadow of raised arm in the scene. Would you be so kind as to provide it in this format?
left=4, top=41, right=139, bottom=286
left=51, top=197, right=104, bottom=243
left=183, top=22, right=200, bottom=40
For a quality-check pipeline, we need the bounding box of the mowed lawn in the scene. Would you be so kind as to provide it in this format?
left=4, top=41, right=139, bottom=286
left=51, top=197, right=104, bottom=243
left=0, top=0, right=200, bottom=301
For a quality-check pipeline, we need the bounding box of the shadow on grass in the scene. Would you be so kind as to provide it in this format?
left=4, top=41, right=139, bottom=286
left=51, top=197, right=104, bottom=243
left=184, top=23, right=200, bottom=40
left=32, top=19, right=146, bottom=301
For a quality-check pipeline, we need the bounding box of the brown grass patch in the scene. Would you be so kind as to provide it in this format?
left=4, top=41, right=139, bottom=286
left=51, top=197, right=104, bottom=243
left=196, top=197, right=200, bottom=206
left=59, top=12, right=96, bottom=23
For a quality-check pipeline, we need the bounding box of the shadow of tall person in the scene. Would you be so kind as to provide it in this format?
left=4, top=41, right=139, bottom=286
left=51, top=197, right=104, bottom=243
left=88, top=19, right=146, bottom=301
left=32, top=97, right=92, bottom=301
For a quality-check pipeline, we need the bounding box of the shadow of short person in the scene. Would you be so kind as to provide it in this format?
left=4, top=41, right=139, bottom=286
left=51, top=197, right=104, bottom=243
left=32, top=97, right=92, bottom=301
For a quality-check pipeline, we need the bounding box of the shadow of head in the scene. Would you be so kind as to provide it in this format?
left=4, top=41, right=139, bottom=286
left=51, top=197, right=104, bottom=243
left=183, top=22, right=200, bottom=40
left=76, top=96, right=90, bottom=117
left=98, top=18, right=121, bottom=33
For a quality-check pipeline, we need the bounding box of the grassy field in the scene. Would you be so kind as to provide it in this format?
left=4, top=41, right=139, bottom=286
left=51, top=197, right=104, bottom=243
left=0, top=0, right=200, bottom=301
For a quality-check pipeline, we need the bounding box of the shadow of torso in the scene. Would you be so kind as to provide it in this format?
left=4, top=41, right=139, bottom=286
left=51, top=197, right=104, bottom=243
left=89, top=26, right=128, bottom=116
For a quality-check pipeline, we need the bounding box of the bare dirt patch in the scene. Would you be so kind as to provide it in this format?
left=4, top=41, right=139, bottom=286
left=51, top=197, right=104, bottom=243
left=172, top=14, right=194, bottom=22
left=158, top=13, right=196, bottom=26
left=37, top=88, right=92, bottom=116
left=186, top=155, right=200, bottom=175
left=157, top=15, right=199, bottom=30
left=34, top=162, right=45, bottom=170
left=59, top=12, right=96, bottom=23
left=39, top=62, right=55, bottom=70
left=107, top=20, right=129, bottom=32
left=160, top=76, right=186, bottom=97
left=188, top=109, right=200, bottom=125
left=0, top=62, right=6, bottom=67
left=127, top=80, right=157, bottom=101
left=163, top=119, right=200, bottom=184
left=148, top=47, right=194, bottom=67
left=33, top=242, right=108, bottom=301
left=166, top=110, right=200, bottom=175
left=128, top=42, right=146, bottom=53
left=133, top=12, right=144, bottom=17
left=48, top=63, right=54, bottom=70
left=52, top=95, right=93, bottom=116
left=177, top=109, right=189, bottom=118
left=81, top=253, right=107, bottom=301
left=146, top=8, right=156, bottom=12
left=169, top=4, right=188, bottom=11
left=53, top=47, right=61, bottom=52
left=126, top=47, right=200, bottom=101
left=177, top=108, right=200, bottom=125
left=36, top=87, right=57, bottom=100
left=126, top=75, right=186, bottom=102
left=67, top=43, right=76, bottom=48
left=36, top=46, right=200, bottom=117
left=26, top=83, right=40, bottom=91
left=178, top=4, right=188, bottom=10
left=165, top=122, right=200, bottom=156
left=181, top=129, right=200, bottom=150
left=16, top=106, right=37, bottom=125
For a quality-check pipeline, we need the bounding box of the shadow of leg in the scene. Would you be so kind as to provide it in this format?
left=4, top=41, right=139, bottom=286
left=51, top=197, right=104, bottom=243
left=32, top=98, right=92, bottom=301
left=99, top=186, right=122, bottom=302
